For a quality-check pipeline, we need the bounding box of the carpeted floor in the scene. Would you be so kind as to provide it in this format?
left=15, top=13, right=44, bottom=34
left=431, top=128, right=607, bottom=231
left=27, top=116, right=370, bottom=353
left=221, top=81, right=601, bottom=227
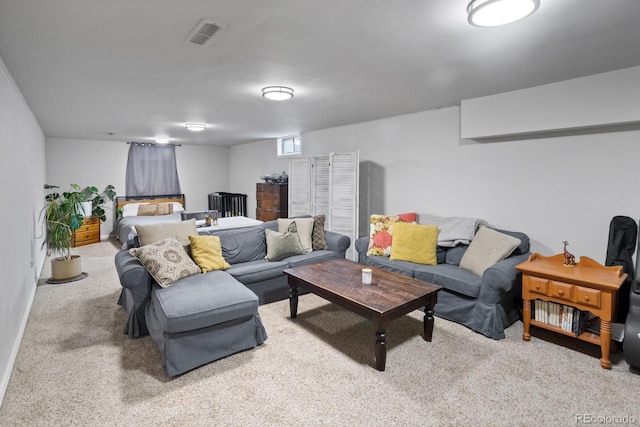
left=1, top=239, right=638, bottom=426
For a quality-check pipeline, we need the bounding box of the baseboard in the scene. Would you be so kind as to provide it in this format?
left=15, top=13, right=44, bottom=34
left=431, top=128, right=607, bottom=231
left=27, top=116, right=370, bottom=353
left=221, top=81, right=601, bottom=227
left=0, top=283, right=36, bottom=408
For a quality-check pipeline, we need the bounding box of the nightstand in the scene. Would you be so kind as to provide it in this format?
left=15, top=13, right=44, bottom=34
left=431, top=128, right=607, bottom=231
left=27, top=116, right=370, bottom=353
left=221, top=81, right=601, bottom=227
left=72, top=216, right=100, bottom=247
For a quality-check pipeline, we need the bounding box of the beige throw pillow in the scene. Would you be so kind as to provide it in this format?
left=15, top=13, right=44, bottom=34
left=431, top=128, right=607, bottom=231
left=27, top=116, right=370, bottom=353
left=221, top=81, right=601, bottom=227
left=136, top=219, right=198, bottom=247
left=277, top=217, right=314, bottom=253
left=459, top=226, right=521, bottom=277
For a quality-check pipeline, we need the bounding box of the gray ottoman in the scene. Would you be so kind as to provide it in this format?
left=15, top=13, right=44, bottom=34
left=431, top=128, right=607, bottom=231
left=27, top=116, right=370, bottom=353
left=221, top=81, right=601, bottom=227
left=146, top=270, right=268, bottom=376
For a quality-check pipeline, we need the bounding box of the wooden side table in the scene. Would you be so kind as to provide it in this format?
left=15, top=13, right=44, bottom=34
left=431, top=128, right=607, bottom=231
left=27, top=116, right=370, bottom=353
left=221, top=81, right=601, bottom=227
left=517, top=253, right=627, bottom=369
left=72, top=216, right=100, bottom=247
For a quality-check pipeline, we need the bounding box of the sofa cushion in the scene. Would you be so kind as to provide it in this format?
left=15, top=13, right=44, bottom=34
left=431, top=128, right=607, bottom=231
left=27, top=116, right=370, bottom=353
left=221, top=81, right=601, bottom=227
left=445, top=245, right=468, bottom=266
left=266, top=223, right=305, bottom=261
left=366, top=212, right=417, bottom=256
left=129, top=237, right=201, bottom=288
left=284, top=250, right=338, bottom=268
left=135, top=219, right=198, bottom=247
left=414, top=264, right=482, bottom=298
left=460, top=226, right=521, bottom=277
left=494, top=228, right=530, bottom=255
left=366, top=256, right=417, bottom=278
left=227, top=259, right=289, bottom=284
left=188, top=234, right=231, bottom=272
left=150, top=271, right=258, bottom=334
left=210, top=225, right=267, bottom=264
left=278, top=217, right=314, bottom=253
left=390, top=222, right=438, bottom=265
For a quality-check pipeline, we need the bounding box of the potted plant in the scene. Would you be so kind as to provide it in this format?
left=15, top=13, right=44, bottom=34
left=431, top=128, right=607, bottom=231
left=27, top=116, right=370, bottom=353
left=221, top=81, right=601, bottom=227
left=42, top=183, right=116, bottom=281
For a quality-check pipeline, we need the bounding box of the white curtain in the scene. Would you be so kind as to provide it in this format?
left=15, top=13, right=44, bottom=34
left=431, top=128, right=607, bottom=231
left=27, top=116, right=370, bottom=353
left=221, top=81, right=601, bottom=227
left=125, top=143, right=181, bottom=196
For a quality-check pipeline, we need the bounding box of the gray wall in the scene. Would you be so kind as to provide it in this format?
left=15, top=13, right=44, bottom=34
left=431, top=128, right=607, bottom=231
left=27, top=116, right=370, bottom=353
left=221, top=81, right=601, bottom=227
left=0, top=56, right=46, bottom=405
left=230, top=70, right=640, bottom=263
left=45, top=139, right=231, bottom=237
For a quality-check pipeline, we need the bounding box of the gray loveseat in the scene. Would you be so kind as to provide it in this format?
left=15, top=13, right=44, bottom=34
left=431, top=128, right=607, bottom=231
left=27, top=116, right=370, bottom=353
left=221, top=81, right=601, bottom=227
left=355, top=223, right=530, bottom=339
left=114, top=219, right=350, bottom=375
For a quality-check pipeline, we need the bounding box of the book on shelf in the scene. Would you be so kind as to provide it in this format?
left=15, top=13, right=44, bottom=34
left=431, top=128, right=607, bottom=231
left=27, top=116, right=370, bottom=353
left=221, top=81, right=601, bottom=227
left=531, top=299, right=595, bottom=336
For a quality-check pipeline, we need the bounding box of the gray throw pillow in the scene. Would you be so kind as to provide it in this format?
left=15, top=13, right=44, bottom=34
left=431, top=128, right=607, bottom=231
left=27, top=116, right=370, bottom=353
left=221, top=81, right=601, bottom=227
left=265, top=222, right=305, bottom=261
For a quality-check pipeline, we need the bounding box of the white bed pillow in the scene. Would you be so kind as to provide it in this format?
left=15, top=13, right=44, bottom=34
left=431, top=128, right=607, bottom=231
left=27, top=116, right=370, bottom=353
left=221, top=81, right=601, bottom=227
left=172, top=202, right=185, bottom=213
left=121, top=203, right=149, bottom=217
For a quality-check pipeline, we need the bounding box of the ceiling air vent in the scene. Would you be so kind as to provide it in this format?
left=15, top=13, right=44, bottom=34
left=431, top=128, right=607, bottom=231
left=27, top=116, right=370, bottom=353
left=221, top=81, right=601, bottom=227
left=186, top=19, right=226, bottom=47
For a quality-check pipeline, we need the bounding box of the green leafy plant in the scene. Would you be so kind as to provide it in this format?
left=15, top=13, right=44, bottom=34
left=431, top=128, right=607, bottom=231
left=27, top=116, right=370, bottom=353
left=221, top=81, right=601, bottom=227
left=82, top=184, right=116, bottom=222
left=42, top=184, right=116, bottom=259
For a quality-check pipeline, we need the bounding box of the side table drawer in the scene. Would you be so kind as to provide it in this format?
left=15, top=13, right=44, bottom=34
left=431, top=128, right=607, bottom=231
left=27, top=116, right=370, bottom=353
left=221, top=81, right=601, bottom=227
left=549, top=281, right=574, bottom=302
left=577, top=287, right=601, bottom=309
left=527, top=276, right=548, bottom=296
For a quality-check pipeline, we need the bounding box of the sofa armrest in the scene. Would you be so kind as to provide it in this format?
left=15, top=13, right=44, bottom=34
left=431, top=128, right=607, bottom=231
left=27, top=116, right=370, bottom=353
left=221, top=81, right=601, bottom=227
left=478, top=253, right=530, bottom=304
left=355, top=236, right=370, bottom=264
left=325, top=231, right=351, bottom=259
left=114, top=250, right=154, bottom=337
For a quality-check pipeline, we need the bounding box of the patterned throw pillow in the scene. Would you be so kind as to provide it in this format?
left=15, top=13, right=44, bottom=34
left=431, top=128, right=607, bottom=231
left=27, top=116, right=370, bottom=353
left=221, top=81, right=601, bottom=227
left=129, top=237, right=201, bottom=287
left=188, top=234, right=231, bottom=273
left=366, top=212, right=417, bottom=257
left=312, top=214, right=328, bottom=250
left=156, top=202, right=174, bottom=215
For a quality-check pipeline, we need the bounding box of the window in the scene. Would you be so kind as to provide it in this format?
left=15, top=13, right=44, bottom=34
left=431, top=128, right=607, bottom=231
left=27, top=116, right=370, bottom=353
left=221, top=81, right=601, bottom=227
left=277, top=135, right=301, bottom=157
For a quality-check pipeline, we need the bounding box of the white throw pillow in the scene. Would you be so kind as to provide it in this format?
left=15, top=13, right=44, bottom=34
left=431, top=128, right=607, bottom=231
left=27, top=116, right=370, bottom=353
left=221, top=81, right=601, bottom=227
left=277, top=217, right=314, bottom=253
left=121, top=203, right=149, bottom=217
left=459, top=226, right=521, bottom=277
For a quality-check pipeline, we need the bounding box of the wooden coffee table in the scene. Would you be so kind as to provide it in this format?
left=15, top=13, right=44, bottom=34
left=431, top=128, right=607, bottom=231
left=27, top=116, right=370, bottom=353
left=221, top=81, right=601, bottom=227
left=284, top=259, right=442, bottom=371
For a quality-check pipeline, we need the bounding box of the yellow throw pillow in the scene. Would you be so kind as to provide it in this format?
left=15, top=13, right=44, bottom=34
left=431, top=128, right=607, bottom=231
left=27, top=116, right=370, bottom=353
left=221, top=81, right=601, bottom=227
left=188, top=235, right=231, bottom=273
left=366, top=212, right=417, bottom=256
left=390, top=222, right=438, bottom=265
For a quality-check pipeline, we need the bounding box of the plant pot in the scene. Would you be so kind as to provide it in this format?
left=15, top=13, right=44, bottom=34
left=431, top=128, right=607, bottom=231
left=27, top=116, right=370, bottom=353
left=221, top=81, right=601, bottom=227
left=51, top=255, right=82, bottom=281
left=80, top=201, right=93, bottom=218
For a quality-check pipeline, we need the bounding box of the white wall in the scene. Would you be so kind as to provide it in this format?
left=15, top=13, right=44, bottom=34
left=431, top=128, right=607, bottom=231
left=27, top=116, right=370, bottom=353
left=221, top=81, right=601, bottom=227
left=0, top=56, right=46, bottom=406
left=230, top=69, right=640, bottom=264
left=45, top=139, right=231, bottom=237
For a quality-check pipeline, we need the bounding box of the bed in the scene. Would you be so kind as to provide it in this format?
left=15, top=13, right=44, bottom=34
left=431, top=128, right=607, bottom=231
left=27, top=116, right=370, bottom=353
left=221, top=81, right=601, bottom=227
left=114, top=194, right=186, bottom=246
left=114, top=194, right=264, bottom=248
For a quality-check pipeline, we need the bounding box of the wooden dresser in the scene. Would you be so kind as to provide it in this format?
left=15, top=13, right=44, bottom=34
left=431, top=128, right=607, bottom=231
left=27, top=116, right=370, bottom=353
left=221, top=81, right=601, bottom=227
left=256, top=183, right=288, bottom=221
left=517, top=253, right=627, bottom=369
left=72, top=216, right=100, bottom=247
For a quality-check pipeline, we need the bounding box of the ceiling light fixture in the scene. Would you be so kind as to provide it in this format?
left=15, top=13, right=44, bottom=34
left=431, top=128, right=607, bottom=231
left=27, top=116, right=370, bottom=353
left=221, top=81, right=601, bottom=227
left=185, top=122, right=206, bottom=131
left=262, top=86, right=294, bottom=101
left=467, top=0, right=539, bottom=27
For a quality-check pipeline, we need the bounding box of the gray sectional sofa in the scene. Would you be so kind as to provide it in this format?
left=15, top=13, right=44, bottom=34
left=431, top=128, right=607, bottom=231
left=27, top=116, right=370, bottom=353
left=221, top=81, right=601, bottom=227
left=355, top=223, right=530, bottom=339
left=114, top=219, right=350, bottom=375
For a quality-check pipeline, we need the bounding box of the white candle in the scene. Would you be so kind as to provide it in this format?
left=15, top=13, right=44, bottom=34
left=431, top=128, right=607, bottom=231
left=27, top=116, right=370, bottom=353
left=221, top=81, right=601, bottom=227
left=362, top=268, right=372, bottom=285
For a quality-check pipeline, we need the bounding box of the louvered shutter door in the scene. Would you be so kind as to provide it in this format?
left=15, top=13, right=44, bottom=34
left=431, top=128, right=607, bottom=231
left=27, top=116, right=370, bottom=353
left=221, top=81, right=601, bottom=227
left=288, top=157, right=312, bottom=217
left=312, top=156, right=330, bottom=229
left=328, top=152, right=359, bottom=260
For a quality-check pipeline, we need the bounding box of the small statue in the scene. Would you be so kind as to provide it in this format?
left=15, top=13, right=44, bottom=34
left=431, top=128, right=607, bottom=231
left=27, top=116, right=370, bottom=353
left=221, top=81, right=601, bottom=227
left=563, top=241, right=575, bottom=267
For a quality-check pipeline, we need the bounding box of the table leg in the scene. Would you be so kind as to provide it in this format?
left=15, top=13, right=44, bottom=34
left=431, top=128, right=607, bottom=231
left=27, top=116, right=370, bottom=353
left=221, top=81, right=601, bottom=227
left=523, top=299, right=531, bottom=341
left=375, top=329, right=387, bottom=371
left=423, top=306, right=435, bottom=342
left=289, top=285, right=299, bottom=319
left=374, top=318, right=389, bottom=371
left=599, top=319, right=612, bottom=369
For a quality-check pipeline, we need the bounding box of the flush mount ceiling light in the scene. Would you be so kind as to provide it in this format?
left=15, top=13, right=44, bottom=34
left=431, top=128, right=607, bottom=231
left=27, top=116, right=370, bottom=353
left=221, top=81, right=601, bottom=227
left=262, top=86, right=294, bottom=101
left=467, top=0, right=539, bottom=27
left=185, top=122, right=206, bottom=131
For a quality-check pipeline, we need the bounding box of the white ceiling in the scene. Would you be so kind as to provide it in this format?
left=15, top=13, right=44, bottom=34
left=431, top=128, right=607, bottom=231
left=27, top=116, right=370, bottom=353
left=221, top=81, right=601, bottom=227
left=1, top=0, right=640, bottom=146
